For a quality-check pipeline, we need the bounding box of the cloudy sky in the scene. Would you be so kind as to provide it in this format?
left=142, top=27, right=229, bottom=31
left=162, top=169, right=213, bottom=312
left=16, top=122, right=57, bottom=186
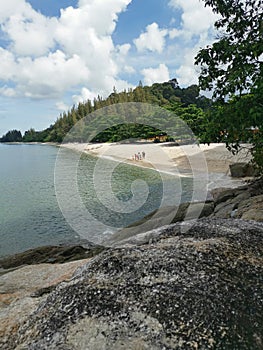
left=0, top=0, right=219, bottom=136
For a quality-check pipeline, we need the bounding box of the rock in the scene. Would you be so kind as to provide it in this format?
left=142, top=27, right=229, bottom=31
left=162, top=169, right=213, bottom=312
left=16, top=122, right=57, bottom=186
left=105, top=201, right=214, bottom=246
left=214, top=201, right=237, bottom=218
left=0, top=243, right=105, bottom=271
left=213, top=192, right=251, bottom=219
left=230, top=163, right=247, bottom=177
left=229, top=162, right=257, bottom=177
left=236, top=194, right=263, bottom=222
left=211, top=179, right=263, bottom=220
left=210, top=187, right=233, bottom=202
left=1, top=177, right=263, bottom=349
left=242, top=209, right=263, bottom=221
left=1, top=218, right=262, bottom=350
left=211, top=186, right=248, bottom=206
left=109, top=178, right=263, bottom=247
left=247, top=177, right=263, bottom=197
left=0, top=258, right=92, bottom=347
left=171, top=202, right=214, bottom=223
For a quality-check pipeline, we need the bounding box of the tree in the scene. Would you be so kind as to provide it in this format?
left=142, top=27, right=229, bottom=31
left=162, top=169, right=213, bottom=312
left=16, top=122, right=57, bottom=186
left=195, top=0, right=263, bottom=169
left=12, top=80, right=211, bottom=144
left=0, top=129, right=22, bottom=142
left=180, top=85, right=200, bottom=106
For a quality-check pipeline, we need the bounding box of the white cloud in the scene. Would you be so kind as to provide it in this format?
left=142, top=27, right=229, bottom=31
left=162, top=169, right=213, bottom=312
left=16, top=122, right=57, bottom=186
left=72, top=76, right=133, bottom=105
left=175, top=33, right=215, bottom=86
left=141, top=63, right=170, bottom=86
left=176, top=64, right=198, bottom=86
left=0, top=48, right=17, bottom=80
left=169, top=28, right=181, bottom=39
left=0, top=0, right=219, bottom=113
left=56, top=101, right=69, bottom=112
left=0, top=0, right=31, bottom=22
left=167, top=0, right=219, bottom=87
left=0, top=0, right=133, bottom=100
left=123, top=65, right=135, bottom=74
left=3, top=12, right=57, bottom=57
left=0, top=50, right=90, bottom=98
left=53, top=1, right=132, bottom=94
left=134, top=23, right=168, bottom=53
left=0, top=86, right=16, bottom=97
left=115, top=44, right=135, bottom=75
left=169, top=0, right=218, bottom=35
left=73, top=0, right=131, bottom=36
left=73, top=87, right=95, bottom=105
left=117, top=43, right=131, bottom=56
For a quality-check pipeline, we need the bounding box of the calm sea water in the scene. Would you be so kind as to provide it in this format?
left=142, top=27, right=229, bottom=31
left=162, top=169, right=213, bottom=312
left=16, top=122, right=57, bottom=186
left=0, top=144, right=194, bottom=258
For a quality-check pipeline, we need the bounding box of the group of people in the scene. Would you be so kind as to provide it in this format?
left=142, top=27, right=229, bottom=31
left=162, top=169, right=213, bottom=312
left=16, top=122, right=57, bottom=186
left=132, top=151, right=145, bottom=161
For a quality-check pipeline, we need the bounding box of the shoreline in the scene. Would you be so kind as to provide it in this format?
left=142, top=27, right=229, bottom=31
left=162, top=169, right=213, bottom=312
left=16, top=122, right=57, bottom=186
left=60, top=141, right=252, bottom=189
left=2, top=140, right=252, bottom=185
left=1, top=144, right=261, bottom=349
left=0, top=141, right=253, bottom=260
left=1, top=176, right=262, bottom=268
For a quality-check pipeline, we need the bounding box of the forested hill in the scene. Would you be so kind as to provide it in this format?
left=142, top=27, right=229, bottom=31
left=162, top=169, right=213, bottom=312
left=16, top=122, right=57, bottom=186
left=0, top=79, right=211, bottom=143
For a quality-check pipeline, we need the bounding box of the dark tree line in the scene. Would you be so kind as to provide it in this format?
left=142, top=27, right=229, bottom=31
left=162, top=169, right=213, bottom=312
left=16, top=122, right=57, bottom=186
left=0, top=130, right=22, bottom=142
left=0, top=80, right=210, bottom=144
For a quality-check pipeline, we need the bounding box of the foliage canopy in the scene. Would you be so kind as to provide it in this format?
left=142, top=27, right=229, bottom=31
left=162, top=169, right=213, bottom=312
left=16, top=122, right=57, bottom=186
left=195, top=0, right=263, bottom=169
left=0, top=80, right=209, bottom=144
left=0, top=130, right=22, bottom=142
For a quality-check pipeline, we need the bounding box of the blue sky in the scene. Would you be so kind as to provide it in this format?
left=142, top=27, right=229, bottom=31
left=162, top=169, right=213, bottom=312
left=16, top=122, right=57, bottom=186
left=0, top=0, right=218, bottom=136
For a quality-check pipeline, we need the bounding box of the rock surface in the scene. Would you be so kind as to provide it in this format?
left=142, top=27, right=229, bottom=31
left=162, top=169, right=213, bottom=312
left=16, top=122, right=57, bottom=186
left=0, top=259, right=92, bottom=348
left=211, top=178, right=263, bottom=221
left=0, top=243, right=105, bottom=271
left=1, top=218, right=262, bottom=350
left=106, top=178, right=263, bottom=246
left=105, top=201, right=215, bottom=246
left=1, top=179, right=263, bottom=349
left=229, top=163, right=258, bottom=177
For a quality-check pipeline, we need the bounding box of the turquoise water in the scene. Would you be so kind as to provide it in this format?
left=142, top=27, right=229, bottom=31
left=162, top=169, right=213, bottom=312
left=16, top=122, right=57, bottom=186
left=0, top=144, right=194, bottom=258
left=0, top=144, right=77, bottom=257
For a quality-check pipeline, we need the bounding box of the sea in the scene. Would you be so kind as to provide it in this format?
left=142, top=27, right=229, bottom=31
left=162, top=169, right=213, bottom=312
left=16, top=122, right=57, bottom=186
left=0, top=143, right=198, bottom=258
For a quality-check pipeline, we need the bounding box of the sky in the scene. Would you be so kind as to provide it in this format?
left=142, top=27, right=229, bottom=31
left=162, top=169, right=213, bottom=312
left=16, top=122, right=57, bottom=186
left=0, top=0, right=219, bottom=136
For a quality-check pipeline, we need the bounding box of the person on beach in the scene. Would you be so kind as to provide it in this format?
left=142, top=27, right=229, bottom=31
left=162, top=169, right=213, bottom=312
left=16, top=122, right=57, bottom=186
left=138, top=152, right=141, bottom=160
left=142, top=151, right=145, bottom=159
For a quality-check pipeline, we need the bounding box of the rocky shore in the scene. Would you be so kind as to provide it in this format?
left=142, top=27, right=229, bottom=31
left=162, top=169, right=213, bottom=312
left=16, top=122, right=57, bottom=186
left=105, top=177, right=263, bottom=245
left=0, top=178, right=262, bottom=349
left=0, top=242, right=105, bottom=272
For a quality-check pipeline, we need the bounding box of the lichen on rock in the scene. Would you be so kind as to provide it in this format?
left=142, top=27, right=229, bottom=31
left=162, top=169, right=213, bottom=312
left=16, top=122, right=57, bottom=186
left=2, top=218, right=262, bottom=350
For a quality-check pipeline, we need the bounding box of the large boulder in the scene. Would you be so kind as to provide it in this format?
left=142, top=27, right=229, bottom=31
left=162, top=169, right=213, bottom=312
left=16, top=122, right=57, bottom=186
left=211, top=178, right=263, bottom=220
left=229, top=162, right=257, bottom=177
left=212, top=191, right=251, bottom=219
left=0, top=259, right=92, bottom=347
left=210, top=186, right=249, bottom=205
left=1, top=218, right=262, bottom=350
left=0, top=243, right=105, bottom=270
left=236, top=194, right=263, bottom=222
left=105, top=201, right=214, bottom=246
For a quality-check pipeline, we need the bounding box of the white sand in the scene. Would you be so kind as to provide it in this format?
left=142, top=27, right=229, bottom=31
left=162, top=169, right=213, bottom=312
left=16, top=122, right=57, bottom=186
left=61, top=142, right=252, bottom=189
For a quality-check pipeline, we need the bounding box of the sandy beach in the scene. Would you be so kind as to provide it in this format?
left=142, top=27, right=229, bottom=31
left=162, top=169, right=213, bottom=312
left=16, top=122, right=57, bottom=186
left=61, top=142, right=252, bottom=189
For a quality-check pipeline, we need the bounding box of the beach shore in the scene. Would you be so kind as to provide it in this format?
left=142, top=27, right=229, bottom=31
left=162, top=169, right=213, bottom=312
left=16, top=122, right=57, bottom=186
left=61, top=142, right=252, bottom=189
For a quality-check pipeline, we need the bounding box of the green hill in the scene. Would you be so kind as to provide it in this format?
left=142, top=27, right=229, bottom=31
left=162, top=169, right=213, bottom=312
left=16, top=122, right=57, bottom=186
left=0, top=79, right=209, bottom=144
